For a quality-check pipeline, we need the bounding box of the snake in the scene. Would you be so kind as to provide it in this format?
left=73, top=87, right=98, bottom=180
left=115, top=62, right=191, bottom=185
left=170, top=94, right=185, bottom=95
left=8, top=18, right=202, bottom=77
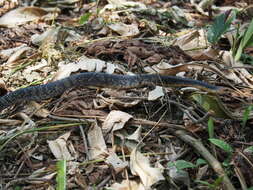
left=0, top=72, right=222, bottom=111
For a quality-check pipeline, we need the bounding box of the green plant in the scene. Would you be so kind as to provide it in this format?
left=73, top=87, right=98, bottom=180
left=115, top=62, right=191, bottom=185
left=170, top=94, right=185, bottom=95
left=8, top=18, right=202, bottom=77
left=79, top=12, right=92, bottom=25
left=168, top=160, right=196, bottom=170
left=244, top=146, right=253, bottom=154
left=234, top=18, right=253, bottom=61
left=242, top=105, right=253, bottom=128
left=208, top=117, right=214, bottom=138
left=196, top=158, right=207, bottom=166
left=209, top=138, right=233, bottom=153
left=196, top=176, right=224, bottom=189
left=56, top=160, right=67, bottom=190
left=209, top=138, right=233, bottom=167
left=240, top=54, right=253, bottom=65
left=207, top=10, right=236, bottom=44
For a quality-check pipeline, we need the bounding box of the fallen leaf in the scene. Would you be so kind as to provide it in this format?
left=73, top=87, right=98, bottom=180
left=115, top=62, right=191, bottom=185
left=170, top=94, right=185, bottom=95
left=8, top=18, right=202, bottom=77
left=105, top=152, right=128, bottom=173
left=130, top=148, right=164, bottom=188
left=54, top=56, right=107, bottom=80
left=108, top=22, right=139, bottom=37
left=31, top=27, right=60, bottom=46
left=47, top=132, right=74, bottom=160
left=126, top=126, right=142, bottom=142
left=109, top=180, right=145, bottom=190
left=0, top=7, right=57, bottom=27
left=97, top=94, right=141, bottom=109
left=101, top=0, right=146, bottom=12
left=102, top=110, right=133, bottom=134
left=148, top=86, right=164, bottom=101
left=88, top=124, right=108, bottom=160
left=6, top=45, right=32, bottom=64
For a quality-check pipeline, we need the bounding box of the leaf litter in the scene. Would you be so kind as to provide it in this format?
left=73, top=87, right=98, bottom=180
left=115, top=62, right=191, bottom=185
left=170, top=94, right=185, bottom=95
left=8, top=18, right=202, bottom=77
left=0, top=0, right=253, bottom=190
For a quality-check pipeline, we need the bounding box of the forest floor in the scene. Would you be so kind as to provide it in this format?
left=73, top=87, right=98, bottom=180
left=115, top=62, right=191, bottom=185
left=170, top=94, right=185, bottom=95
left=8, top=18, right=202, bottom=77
left=0, top=0, right=253, bottom=189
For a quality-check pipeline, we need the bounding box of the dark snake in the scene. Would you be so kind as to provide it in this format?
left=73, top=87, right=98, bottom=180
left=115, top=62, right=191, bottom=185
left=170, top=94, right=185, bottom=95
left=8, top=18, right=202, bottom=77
left=0, top=72, right=222, bottom=111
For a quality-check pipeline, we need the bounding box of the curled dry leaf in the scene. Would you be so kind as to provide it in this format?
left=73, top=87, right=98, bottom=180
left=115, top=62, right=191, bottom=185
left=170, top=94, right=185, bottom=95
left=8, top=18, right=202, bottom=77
left=87, top=124, right=108, bottom=160
left=172, top=29, right=221, bottom=60
left=0, top=118, right=21, bottom=126
left=130, top=148, right=165, bottom=188
left=144, top=61, right=174, bottom=74
left=97, top=94, right=141, bottom=109
left=54, top=56, right=108, bottom=80
left=148, top=86, right=164, bottom=101
left=6, top=45, right=32, bottom=64
left=25, top=101, right=50, bottom=118
left=23, top=71, right=41, bottom=83
left=221, top=51, right=253, bottom=87
left=31, top=27, right=60, bottom=46
left=126, top=126, right=142, bottom=142
left=101, top=0, right=146, bottom=12
left=108, top=0, right=146, bottom=9
left=102, top=110, right=133, bottom=134
left=0, top=44, right=28, bottom=59
left=47, top=132, right=75, bottom=161
left=173, top=29, right=211, bottom=58
left=113, top=125, right=143, bottom=152
left=28, top=172, right=57, bottom=184
left=24, top=60, right=48, bottom=73
left=0, top=7, right=58, bottom=27
left=109, top=180, right=145, bottom=190
left=192, top=47, right=220, bottom=60
left=108, top=22, right=140, bottom=37
left=105, top=62, right=117, bottom=74
left=172, top=30, right=200, bottom=48
left=196, top=165, right=209, bottom=180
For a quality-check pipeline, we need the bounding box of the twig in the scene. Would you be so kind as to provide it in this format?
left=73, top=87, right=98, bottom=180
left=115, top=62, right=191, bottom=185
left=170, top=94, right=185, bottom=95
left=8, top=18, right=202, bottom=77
left=79, top=125, right=89, bottom=160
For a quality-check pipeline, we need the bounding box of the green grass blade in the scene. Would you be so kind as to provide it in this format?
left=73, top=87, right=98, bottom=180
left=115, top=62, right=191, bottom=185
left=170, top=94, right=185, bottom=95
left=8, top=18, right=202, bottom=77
left=56, top=159, right=67, bottom=190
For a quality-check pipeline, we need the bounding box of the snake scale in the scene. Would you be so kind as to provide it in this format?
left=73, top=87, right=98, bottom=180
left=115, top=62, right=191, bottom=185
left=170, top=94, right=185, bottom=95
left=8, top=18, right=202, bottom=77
left=0, top=72, right=221, bottom=111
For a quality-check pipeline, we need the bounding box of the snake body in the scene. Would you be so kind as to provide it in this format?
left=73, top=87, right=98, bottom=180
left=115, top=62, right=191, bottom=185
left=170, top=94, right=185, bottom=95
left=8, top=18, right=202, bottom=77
left=0, top=72, right=221, bottom=111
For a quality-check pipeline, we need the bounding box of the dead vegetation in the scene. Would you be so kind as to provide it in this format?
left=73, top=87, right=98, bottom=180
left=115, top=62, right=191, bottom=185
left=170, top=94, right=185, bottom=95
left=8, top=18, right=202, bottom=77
left=0, top=0, right=253, bottom=189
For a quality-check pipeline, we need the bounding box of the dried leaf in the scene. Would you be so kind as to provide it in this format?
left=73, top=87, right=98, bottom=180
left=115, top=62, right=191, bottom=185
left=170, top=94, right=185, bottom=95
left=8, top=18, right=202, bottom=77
left=29, top=172, right=57, bottom=184
left=0, top=7, right=56, bottom=27
left=109, top=180, right=145, bottom=190
left=108, top=0, right=146, bottom=9
left=31, top=27, right=60, bottom=46
left=108, top=23, right=139, bottom=37
left=26, top=101, right=50, bottom=118
left=126, top=126, right=142, bottom=142
left=6, top=45, right=31, bottom=64
left=47, top=132, right=74, bottom=161
left=222, top=51, right=253, bottom=87
left=54, top=56, right=107, bottom=80
left=148, top=86, right=164, bottom=101
left=88, top=124, right=108, bottom=159
left=105, top=152, right=128, bottom=173
left=97, top=94, right=141, bottom=108
left=23, top=71, right=41, bottom=83
left=102, top=110, right=133, bottom=134
left=101, top=0, right=146, bottom=12
left=169, top=166, right=190, bottom=187
left=130, top=149, right=164, bottom=188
